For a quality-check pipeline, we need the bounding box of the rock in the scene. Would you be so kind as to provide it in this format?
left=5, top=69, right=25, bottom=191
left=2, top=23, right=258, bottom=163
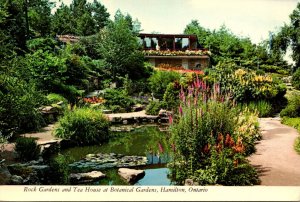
left=70, top=171, right=106, bottom=184
left=102, top=109, right=112, bottom=114
left=159, top=109, right=172, bottom=118
left=8, top=163, right=50, bottom=185
left=56, top=101, right=64, bottom=105
left=118, top=168, right=145, bottom=184
left=40, top=106, right=58, bottom=114
left=158, top=109, right=167, bottom=117
left=184, top=179, right=199, bottom=186
left=10, top=175, right=23, bottom=185
left=132, top=104, right=144, bottom=112
left=70, top=153, right=148, bottom=171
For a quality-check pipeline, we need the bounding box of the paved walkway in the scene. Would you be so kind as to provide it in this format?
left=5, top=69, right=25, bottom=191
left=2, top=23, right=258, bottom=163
left=23, top=124, right=60, bottom=145
left=248, top=117, right=300, bottom=185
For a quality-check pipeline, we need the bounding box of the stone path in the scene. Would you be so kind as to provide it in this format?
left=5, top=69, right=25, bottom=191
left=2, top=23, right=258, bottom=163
left=106, top=110, right=157, bottom=121
left=248, top=117, right=300, bottom=186
left=23, top=124, right=60, bottom=145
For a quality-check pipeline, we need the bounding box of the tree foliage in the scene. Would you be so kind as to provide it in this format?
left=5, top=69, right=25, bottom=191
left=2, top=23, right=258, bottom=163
left=273, top=2, right=300, bottom=70
left=52, top=0, right=109, bottom=36
left=98, top=11, right=145, bottom=81
left=184, top=20, right=290, bottom=72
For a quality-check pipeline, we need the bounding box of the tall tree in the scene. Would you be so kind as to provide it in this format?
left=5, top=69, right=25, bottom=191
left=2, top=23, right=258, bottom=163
left=0, top=0, right=27, bottom=53
left=51, top=3, right=74, bottom=35
left=273, top=3, right=300, bottom=70
left=184, top=20, right=210, bottom=47
left=52, top=0, right=109, bottom=36
left=99, top=11, right=144, bottom=81
left=28, top=0, right=54, bottom=37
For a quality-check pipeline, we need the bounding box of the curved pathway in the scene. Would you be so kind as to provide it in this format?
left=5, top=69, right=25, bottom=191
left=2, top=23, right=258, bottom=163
left=248, top=117, right=300, bottom=185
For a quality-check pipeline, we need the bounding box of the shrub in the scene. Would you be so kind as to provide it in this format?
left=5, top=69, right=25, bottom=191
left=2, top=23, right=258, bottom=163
left=122, top=75, right=150, bottom=95
left=292, top=68, right=300, bottom=90
left=163, top=81, right=181, bottom=110
left=169, top=78, right=260, bottom=185
left=146, top=101, right=166, bottom=115
left=47, top=93, right=68, bottom=105
left=15, top=137, right=40, bottom=161
left=193, top=149, right=260, bottom=186
left=54, top=108, right=110, bottom=145
left=0, top=75, right=46, bottom=137
left=103, top=89, right=135, bottom=112
left=214, top=67, right=286, bottom=102
left=281, top=117, right=300, bottom=132
left=260, top=64, right=289, bottom=75
left=281, top=117, right=300, bottom=155
left=237, top=100, right=273, bottom=117
left=49, top=154, right=70, bottom=184
left=148, top=70, right=181, bottom=99
left=280, top=93, right=300, bottom=118
left=46, top=93, right=69, bottom=114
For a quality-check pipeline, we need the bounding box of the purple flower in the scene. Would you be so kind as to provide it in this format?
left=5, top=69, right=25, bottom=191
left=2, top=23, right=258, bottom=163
left=179, top=105, right=183, bottom=116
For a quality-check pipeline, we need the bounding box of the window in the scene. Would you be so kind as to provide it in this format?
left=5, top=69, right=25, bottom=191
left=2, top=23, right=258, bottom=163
left=182, top=38, right=189, bottom=50
left=151, top=38, right=158, bottom=49
left=144, top=37, right=151, bottom=49
left=175, top=38, right=182, bottom=50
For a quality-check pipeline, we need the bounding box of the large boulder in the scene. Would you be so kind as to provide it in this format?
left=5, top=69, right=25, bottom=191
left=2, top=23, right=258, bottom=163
left=0, top=162, right=11, bottom=185
left=7, top=161, right=50, bottom=184
left=184, top=179, right=199, bottom=186
left=70, top=171, right=106, bottom=184
left=118, top=168, right=145, bottom=184
left=10, top=175, right=23, bottom=185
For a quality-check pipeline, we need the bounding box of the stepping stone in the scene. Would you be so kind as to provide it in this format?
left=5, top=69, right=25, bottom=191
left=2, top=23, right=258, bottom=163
left=118, top=168, right=145, bottom=184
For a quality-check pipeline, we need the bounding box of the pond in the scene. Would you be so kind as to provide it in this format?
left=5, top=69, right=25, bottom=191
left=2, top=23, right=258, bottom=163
left=60, top=126, right=173, bottom=185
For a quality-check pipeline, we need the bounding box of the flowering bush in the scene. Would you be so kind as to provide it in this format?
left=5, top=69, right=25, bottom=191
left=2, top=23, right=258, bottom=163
left=216, top=67, right=286, bottom=102
left=143, top=50, right=211, bottom=56
left=168, top=76, right=260, bottom=185
left=157, top=67, right=204, bottom=75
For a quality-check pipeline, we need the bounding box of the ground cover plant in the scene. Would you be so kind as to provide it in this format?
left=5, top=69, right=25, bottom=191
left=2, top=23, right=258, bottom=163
left=168, top=77, right=260, bottom=185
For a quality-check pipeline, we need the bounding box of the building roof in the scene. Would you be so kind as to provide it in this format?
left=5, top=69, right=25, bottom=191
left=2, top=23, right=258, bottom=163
left=56, top=35, right=80, bottom=43
left=138, top=33, right=198, bottom=40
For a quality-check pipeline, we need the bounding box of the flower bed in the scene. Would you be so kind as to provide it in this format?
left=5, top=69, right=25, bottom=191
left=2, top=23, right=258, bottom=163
left=155, top=66, right=204, bottom=75
left=143, top=50, right=211, bottom=56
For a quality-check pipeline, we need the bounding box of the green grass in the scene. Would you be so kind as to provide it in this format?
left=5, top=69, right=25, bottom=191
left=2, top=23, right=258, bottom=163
left=281, top=117, right=300, bottom=155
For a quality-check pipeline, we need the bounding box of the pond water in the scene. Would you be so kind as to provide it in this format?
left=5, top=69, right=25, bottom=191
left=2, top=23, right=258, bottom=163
left=61, top=126, right=173, bottom=185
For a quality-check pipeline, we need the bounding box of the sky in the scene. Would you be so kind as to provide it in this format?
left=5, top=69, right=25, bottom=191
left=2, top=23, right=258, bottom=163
left=57, top=0, right=299, bottom=44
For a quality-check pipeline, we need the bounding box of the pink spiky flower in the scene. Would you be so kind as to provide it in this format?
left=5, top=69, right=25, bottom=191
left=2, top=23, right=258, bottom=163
left=158, top=142, right=164, bottom=153
left=179, top=105, right=183, bottom=116
left=168, top=114, right=173, bottom=124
